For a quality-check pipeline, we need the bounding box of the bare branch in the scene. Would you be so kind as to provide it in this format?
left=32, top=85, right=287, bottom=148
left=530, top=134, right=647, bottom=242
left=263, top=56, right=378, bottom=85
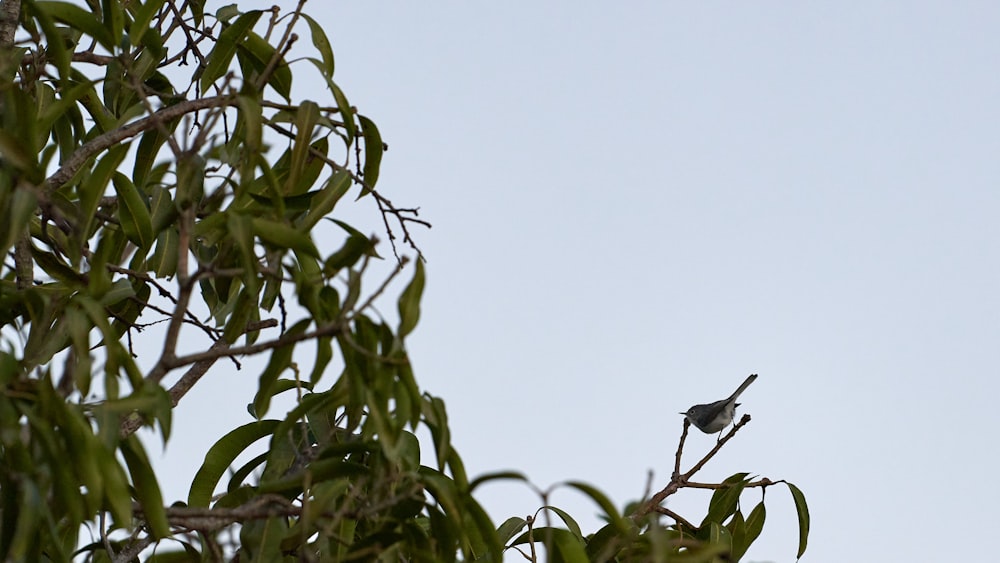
left=652, top=506, right=696, bottom=530
left=632, top=414, right=753, bottom=521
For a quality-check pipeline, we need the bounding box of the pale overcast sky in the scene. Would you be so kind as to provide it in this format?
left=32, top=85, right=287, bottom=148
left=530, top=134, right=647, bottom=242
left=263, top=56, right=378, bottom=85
left=155, top=3, right=1000, bottom=561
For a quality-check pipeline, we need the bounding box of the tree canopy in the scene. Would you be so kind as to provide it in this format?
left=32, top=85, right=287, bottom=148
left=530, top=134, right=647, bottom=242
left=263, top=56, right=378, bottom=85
left=0, top=0, right=808, bottom=560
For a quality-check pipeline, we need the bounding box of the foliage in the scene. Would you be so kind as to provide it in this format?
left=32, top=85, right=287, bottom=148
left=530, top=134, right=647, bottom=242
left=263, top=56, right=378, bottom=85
left=0, top=0, right=808, bottom=561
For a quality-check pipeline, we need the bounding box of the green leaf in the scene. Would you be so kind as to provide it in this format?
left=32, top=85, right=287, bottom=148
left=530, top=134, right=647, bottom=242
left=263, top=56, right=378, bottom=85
left=101, top=0, right=125, bottom=48
left=143, top=544, right=202, bottom=563
left=34, top=1, right=116, bottom=51
left=240, top=31, right=292, bottom=100
left=147, top=228, right=179, bottom=277
left=546, top=505, right=584, bottom=541
left=235, top=95, right=263, bottom=155
left=302, top=14, right=334, bottom=77
left=113, top=172, right=154, bottom=249
left=745, top=502, right=766, bottom=549
left=98, top=278, right=136, bottom=308
left=251, top=217, right=319, bottom=257
left=0, top=130, right=39, bottom=177
left=323, top=231, right=373, bottom=275
left=583, top=522, right=625, bottom=561
left=175, top=152, right=205, bottom=209
left=728, top=508, right=748, bottom=561
left=257, top=457, right=367, bottom=496
left=24, top=2, right=70, bottom=84
left=309, top=336, right=333, bottom=386
left=200, top=10, right=262, bottom=94
left=788, top=482, right=810, bottom=559
left=215, top=3, right=240, bottom=22
left=463, top=494, right=504, bottom=560
left=120, top=437, right=170, bottom=539
left=422, top=395, right=451, bottom=471
left=189, top=0, right=204, bottom=24
left=222, top=287, right=256, bottom=344
left=701, top=472, right=750, bottom=528
left=149, top=185, right=178, bottom=233
left=226, top=211, right=258, bottom=296
left=496, top=517, right=527, bottom=546
left=226, top=452, right=269, bottom=493
left=562, top=481, right=624, bottom=530
left=188, top=420, right=281, bottom=507
left=358, top=114, right=383, bottom=190
left=285, top=101, right=320, bottom=194
left=240, top=516, right=288, bottom=561
left=329, top=80, right=355, bottom=141
left=94, top=445, right=133, bottom=528
left=252, top=320, right=308, bottom=418
left=2, top=188, right=38, bottom=257
left=469, top=470, right=528, bottom=492
left=551, top=528, right=589, bottom=563
left=134, top=121, right=178, bottom=190
left=300, top=169, right=351, bottom=231
left=419, top=468, right=464, bottom=524
left=129, top=0, right=167, bottom=46
left=246, top=188, right=320, bottom=212
left=36, top=79, right=96, bottom=136
left=7, top=481, right=42, bottom=560
left=397, top=259, right=425, bottom=339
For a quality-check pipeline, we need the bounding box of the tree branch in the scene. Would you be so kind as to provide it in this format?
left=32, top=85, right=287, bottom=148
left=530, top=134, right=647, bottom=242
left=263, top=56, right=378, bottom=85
left=632, top=414, right=753, bottom=521
left=122, top=319, right=279, bottom=437
left=43, top=95, right=236, bottom=194
left=166, top=318, right=348, bottom=371
left=0, top=0, right=18, bottom=47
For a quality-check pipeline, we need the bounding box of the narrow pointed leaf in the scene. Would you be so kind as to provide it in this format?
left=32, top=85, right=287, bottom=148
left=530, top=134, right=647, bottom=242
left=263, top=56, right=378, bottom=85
left=397, top=259, right=424, bottom=339
left=113, top=172, right=154, bottom=249
left=130, top=0, right=167, bottom=46
left=200, top=11, right=262, bottom=94
left=302, top=14, right=334, bottom=76
left=788, top=482, right=810, bottom=559
left=34, top=1, right=115, bottom=51
left=358, top=114, right=383, bottom=190
left=120, top=438, right=170, bottom=538
left=188, top=420, right=281, bottom=507
left=562, top=481, right=625, bottom=530
left=300, top=169, right=351, bottom=230
left=251, top=217, right=319, bottom=257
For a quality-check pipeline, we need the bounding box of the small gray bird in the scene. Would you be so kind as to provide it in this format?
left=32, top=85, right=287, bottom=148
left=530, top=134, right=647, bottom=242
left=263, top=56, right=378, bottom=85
left=680, top=374, right=758, bottom=437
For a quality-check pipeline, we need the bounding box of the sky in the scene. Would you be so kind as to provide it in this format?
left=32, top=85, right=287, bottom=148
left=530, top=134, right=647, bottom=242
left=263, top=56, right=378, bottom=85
left=153, top=2, right=1000, bottom=561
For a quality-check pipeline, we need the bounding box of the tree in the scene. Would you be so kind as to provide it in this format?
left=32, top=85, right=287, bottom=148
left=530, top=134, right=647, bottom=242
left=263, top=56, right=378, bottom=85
left=0, top=0, right=808, bottom=560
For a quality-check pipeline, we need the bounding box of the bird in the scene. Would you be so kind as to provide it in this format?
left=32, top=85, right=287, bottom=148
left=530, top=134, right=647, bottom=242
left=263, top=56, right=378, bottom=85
left=680, top=374, right=758, bottom=438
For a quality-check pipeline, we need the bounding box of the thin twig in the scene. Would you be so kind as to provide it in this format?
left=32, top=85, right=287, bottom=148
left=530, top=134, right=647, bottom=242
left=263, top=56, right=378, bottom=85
left=679, top=414, right=751, bottom=481
left=99, top=511, right=116, bottom=559
left=253, top=0, right=305, bottom=92
left=653, top=506, right=696, bottom=530
left=672, top=418, right=690, bottom=481
left=161, top=319, right=348, bottom=373
left=264, top=120, right=431, bottom=263
left=632, top=414, right=753, bottom=521
left=682, top=477, right=775, bottom=490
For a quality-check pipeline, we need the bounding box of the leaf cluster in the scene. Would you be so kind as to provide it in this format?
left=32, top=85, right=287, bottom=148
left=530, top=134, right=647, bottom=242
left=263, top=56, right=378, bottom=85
left=0, top=0, right=809, bottom=561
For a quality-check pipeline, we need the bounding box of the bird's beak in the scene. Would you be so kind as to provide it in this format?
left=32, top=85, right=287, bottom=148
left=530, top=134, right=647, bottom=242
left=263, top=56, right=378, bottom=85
left=678, top=412, right=685, bottom=415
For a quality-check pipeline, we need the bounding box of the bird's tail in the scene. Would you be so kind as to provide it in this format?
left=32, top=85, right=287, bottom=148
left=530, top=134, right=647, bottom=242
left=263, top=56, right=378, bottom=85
left=728, top=373, right=758, bottom=401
